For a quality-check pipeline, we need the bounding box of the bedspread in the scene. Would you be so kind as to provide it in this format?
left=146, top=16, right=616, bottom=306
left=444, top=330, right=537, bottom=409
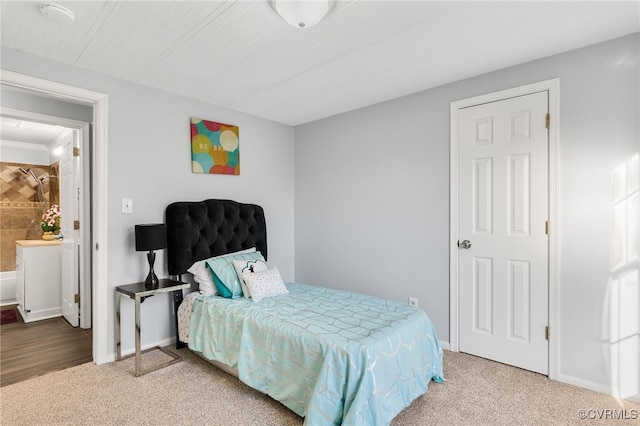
left=188, top=283, right=444, bottom=426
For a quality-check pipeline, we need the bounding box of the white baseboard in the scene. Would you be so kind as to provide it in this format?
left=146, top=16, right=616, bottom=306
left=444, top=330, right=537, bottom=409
left=439, top=340, right=451, bottom=351
left=557, top=373, right=639, bottom=402
left=558, top=373, right=612, bottom=395
left=105, top=337, right=178, bottom=363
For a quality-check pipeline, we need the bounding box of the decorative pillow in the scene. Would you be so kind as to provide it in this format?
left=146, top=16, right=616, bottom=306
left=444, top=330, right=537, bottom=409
left=187, top=247, right=256, bottom=296
left=242, top=268, right=288, bottom=303
left=206, top=251, right=264, bottom=298
left=233, top=259, right=269, bottom=298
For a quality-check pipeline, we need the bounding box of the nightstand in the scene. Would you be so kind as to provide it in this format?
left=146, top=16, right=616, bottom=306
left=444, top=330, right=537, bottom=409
left=115, top=278, right=190, bottom=377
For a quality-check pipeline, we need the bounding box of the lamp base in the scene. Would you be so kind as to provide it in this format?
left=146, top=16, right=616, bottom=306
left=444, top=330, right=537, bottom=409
left=145, top=251, right=159, bottom=289
left=144, top=270, right=159, bottom=289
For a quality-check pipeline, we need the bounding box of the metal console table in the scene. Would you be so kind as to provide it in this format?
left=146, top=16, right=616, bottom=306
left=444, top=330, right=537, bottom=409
left=115, top=279, right=190, bottom=377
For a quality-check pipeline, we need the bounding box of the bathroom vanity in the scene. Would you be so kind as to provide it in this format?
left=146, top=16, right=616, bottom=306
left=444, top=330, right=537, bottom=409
left=15, top=240, right=62, bottom=322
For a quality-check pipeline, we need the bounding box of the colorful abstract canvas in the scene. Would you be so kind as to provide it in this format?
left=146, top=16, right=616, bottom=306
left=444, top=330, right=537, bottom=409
left=190, top=118, right=240, bottom=175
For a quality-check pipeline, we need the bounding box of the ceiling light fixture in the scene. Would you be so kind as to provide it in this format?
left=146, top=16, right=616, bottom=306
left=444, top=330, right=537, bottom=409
left=269, top=0, right=333, bottom=29
left=40, top=3, right=75, bottom=24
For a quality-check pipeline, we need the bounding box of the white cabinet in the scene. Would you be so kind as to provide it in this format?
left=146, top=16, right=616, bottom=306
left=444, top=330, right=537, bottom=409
left=15, top=240, right=62, bottom=323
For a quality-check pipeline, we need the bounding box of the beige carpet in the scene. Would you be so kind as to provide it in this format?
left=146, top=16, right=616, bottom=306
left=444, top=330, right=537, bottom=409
left=1, top=348, right=637, bottom=425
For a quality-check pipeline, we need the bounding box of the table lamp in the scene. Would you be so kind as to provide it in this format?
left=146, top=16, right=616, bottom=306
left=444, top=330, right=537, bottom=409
left=135, top=223, right=166, bottom=289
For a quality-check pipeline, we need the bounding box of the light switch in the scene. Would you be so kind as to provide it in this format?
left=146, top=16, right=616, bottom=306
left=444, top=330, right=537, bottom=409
left=122, top=198, right=133, bottom=214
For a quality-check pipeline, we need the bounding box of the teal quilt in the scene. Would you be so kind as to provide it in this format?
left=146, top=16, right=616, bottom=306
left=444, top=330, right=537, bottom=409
left=188, top=283, right=444, bottom=425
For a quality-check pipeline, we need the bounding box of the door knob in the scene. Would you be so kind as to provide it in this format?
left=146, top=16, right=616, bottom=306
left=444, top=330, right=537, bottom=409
left=458, top=239, right=472, bottom=249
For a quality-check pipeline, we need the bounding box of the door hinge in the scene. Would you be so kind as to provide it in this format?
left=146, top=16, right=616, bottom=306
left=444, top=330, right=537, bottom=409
left=545, top=221, right=550, bottom=235
left=545, top=326, right=550, bottom=340
left=73, top=147, right=80, bottom=157
left=74, top=293, right=80, bottom=304
left=74, top=220, right=80, bottom=230
left=545, top=113, right=550, bottom=129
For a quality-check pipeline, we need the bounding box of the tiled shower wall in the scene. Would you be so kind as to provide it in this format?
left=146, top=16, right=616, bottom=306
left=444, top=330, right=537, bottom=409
left=0, top=162, right=59, bottom=272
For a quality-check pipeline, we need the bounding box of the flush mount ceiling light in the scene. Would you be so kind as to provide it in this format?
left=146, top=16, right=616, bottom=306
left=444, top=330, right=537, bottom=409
left=40, top=3, right=75, bottom=24
left=269, top=0, right=333, bottom=29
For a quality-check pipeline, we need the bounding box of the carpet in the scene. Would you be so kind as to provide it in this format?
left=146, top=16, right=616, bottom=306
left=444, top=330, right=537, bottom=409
left=0, top=308, right=17, bottom=325
left=1, top=349, right=638, bottom=425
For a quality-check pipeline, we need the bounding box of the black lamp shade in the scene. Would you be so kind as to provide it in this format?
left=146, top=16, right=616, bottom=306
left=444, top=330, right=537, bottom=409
left=135, top=224, right=166, bottom=252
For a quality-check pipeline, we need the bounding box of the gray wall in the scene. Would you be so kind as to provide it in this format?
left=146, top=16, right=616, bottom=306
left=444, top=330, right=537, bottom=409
left=295, top=33, right=639, bottom=396
left=1, top=86, right=93, bottom=122
left=1, top=46, right=295, bottom=357
left=0, top=144, right=50, bottom=165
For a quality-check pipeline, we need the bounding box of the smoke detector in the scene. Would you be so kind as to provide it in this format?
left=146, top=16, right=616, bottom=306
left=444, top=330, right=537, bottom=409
left=40, top=3, right=75, bottom=24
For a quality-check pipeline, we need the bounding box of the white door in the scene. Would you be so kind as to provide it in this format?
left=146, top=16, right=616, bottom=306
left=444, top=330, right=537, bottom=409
left=458, top=91, right=549, bottom=374
left=79, top=124, right=92, bottom=329
left=60, top=129, right=80, bottom=327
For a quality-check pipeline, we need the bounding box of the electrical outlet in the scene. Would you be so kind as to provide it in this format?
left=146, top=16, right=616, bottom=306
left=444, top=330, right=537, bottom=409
left=408, top=297, right=418, bottom=307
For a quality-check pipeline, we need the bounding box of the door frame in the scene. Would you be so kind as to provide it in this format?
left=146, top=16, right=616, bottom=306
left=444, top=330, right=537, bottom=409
left=1, top=69, right=110, bottom=365
left=449, top=79, right=560, bottom=379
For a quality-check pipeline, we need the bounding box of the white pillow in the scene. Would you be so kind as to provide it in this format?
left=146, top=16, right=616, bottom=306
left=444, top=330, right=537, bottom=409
left=233, top=258, right=269, bottom=298
left=187, top=247, right=256, bottom=296
left=242, top=268, right=288, bottom=303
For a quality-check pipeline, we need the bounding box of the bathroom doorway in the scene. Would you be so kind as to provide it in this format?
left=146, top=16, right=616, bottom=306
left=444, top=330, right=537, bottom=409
left=1, top=70, right=108, bottom=366
left=0, top=106, right=93, bottom=383
left=0, top=110, right=91, bottom=327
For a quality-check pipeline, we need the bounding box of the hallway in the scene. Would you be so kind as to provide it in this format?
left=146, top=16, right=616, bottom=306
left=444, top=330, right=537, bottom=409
left=0, top=305, right=92, bottom=386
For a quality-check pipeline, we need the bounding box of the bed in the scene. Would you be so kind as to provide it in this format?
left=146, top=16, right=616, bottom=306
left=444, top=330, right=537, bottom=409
left=166, top=199, right=444, bottom=426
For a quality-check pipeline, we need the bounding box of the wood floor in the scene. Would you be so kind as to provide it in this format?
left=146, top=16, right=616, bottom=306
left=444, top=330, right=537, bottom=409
left=0, top=305, right=92, bottom=387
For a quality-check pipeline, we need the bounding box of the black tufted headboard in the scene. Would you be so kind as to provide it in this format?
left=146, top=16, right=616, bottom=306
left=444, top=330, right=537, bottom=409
left=165, top=199, right=267, bottom=277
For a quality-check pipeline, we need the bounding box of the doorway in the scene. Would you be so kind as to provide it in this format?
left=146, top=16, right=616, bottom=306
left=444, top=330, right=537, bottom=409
left=0, top=111, right=93, bottom=384
left=449, top=79, right=560, bottom=379
left=0, top=110, right=91, bottom=325
left=1, top=69, right=109, bottom=366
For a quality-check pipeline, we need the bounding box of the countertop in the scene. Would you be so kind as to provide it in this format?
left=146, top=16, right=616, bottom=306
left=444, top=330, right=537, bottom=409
left=16, top=240, right=62, bottom=247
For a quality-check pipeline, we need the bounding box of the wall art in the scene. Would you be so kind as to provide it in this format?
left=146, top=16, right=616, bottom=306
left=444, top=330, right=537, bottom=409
left=190, top=118, right=240, bottom=175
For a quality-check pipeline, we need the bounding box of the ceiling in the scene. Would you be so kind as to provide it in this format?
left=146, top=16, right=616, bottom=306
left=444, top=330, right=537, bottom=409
left=0, top=116, right=69, bottom=146
left=0, top=1, right=638, bottom=129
